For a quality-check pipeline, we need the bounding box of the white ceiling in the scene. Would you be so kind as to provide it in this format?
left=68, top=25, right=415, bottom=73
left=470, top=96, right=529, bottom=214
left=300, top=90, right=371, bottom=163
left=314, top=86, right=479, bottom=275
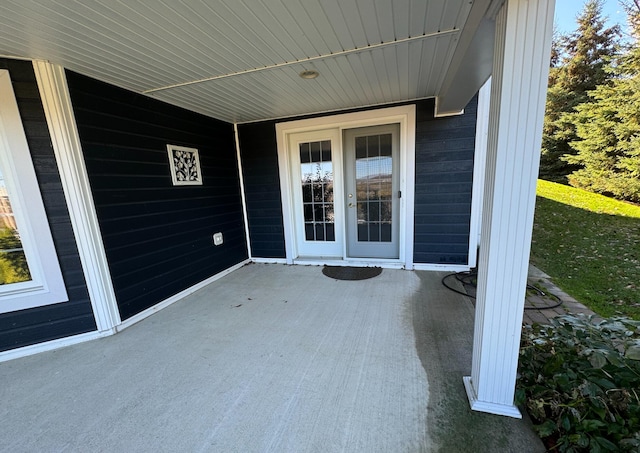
left=0, top=0, right=498, bottom=124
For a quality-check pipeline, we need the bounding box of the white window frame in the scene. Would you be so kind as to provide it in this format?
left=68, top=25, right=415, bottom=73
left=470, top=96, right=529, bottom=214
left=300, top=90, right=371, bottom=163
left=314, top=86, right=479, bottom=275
left=0, top=69, right=68, bottom=313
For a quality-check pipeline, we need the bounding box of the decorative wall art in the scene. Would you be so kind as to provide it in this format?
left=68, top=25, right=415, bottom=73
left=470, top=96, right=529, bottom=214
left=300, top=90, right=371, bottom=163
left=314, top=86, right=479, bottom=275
left=167, top=145, right=202, bottom=185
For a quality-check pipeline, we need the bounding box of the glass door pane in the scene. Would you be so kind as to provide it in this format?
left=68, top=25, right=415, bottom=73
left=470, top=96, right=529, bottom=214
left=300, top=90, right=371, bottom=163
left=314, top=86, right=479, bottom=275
left=355, top=133, right=393, bottom=243
left=299, top=140, right=335, bottom=242
left=344, top=124, right=399, bottom=259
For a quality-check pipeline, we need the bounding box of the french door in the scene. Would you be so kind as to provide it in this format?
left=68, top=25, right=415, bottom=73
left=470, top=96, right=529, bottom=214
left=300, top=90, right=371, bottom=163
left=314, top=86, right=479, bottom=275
left=289, top=129, right=344, bottom=258
left=288, top=124, right=400, bottom=260
left=343, top=124, right=400, bottom=259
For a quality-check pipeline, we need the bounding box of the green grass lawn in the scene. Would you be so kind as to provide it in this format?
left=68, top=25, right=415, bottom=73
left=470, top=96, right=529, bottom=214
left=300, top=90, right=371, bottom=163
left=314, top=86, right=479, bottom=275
left=531, top=180, right=640, bottom=320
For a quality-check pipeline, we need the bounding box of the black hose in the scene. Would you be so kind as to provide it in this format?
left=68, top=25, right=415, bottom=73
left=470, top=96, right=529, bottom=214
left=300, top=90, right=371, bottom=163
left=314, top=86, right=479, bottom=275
left=441, top=270, right=563, bottom=310
left=441, top=272, right=476, bottom=298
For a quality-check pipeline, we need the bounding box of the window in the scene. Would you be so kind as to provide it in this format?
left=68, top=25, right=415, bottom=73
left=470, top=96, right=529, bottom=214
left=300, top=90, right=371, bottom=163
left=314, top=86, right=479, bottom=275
left=0, top=70, right=67, bottom=313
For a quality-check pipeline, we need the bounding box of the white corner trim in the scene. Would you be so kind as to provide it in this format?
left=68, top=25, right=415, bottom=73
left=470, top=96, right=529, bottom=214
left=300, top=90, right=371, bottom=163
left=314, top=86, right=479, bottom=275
left=401, top=106, right=416, bottom=271
left=0, top=329, right=114, bottom=364
left=234, top=123, right=252, bottom=259
left=468, top=78, right=491, bottom=268
left=117, top=259, right=250, bottom=331
left=463, top=376, right=522, bottom=418
left=32, top=60, right=121, bottom=333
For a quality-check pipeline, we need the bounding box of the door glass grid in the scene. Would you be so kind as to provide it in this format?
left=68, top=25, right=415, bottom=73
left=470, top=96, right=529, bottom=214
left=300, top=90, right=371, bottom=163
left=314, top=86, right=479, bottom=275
left=300, top=140, right=335, bottom=242
left=355, top=134, right=392, bottom=243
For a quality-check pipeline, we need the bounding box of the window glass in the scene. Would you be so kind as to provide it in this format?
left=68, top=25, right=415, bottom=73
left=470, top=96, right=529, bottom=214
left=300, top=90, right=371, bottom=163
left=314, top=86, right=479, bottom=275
left=300, top=140, right=334, bottom=242
left=0, top=167, right=32, bottom=285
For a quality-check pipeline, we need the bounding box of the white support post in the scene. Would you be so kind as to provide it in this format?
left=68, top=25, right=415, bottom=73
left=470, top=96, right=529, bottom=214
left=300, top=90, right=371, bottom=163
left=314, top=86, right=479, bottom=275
left=463, top=0, right=555, bottom=418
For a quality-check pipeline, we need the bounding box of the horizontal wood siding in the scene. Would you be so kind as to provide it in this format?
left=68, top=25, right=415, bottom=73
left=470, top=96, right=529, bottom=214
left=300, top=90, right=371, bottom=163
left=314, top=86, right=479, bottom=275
left=67, top=72, right=247, bottom=320
left=0, top=59, right=96, bottom=352
left=239, top=98, right=477, bottom=265
left=237, top=122, right=286, bottom=259
left=414, top=97, right=477, bottom=264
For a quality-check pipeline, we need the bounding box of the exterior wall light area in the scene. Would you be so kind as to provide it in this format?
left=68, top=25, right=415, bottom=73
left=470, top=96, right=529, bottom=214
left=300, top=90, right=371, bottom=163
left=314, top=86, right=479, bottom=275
left=299, top=70, right=319, bottom=79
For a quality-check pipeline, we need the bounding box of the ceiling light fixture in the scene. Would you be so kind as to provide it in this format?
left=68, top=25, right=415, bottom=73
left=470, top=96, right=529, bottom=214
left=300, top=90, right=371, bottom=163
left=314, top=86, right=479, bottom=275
left=299, top=69, right=319, bottom=79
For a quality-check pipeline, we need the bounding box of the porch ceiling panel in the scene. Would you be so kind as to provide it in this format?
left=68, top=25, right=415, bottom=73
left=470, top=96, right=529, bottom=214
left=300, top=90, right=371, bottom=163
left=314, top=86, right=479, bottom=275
left=0, top=0, right=497, bottom=123
left=147, top=36, right=458, bottom=124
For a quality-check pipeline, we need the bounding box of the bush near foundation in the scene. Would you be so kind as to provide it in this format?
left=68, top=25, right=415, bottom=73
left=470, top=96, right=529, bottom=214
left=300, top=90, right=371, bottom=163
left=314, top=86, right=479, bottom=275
left=517, top=314, right=640, bottom=452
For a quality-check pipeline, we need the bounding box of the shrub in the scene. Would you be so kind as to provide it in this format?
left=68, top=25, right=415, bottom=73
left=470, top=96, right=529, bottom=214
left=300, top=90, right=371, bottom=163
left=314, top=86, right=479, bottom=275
left=517, top=314, right=640, bottom=452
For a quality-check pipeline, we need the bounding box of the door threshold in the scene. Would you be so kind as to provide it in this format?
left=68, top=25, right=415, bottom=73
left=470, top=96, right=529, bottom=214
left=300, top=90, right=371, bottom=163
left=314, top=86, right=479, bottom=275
left=293, top=258, right=405, bottom=269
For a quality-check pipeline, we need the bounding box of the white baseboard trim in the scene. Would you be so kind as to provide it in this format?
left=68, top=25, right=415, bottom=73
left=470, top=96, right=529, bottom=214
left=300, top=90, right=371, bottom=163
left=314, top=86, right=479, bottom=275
left=252, top=259, right=470, bottom=272
left=0, top=329, right=114, bottom=364
left=413, top=263, right=471, bottom=272
left=463, top=376, right=522, bottom=419
left=250, top=257, right=288, bottom=264
left=0, top=260, right=250, bottom=362
left=117, top=259, right=251, bottom=332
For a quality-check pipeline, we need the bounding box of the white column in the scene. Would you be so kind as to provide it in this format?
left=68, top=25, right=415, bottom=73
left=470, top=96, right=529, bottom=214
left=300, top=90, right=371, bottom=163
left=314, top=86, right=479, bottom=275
left=463, top=0, right=555, bottom=418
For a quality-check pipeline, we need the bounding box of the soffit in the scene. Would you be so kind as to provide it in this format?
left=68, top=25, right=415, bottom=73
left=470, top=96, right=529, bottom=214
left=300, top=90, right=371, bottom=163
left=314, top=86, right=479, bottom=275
left=0, top=0, right=495, bottom=123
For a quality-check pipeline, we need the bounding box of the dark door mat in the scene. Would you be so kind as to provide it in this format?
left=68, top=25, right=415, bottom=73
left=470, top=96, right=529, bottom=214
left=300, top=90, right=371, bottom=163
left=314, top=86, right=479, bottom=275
left=322, top=266, right=382, bottom=281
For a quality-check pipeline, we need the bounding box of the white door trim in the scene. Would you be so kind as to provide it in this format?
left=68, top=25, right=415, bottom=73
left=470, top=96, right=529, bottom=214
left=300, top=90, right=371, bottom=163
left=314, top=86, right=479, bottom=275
left=276, top=105, right=416, bottom=268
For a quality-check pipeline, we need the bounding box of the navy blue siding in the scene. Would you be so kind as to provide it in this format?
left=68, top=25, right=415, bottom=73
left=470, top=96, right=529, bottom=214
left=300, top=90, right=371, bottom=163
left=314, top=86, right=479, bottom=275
left=0, top=59, right=96, bottom=352
left=66, top=72, right=248, bottom=320
left=414, top=98, right=477, bottom=265
left=236, top=123, right=286, bottom=259
left=239, top=99, right=477, bottom=265
left=239, top=98, right=477, bottom=265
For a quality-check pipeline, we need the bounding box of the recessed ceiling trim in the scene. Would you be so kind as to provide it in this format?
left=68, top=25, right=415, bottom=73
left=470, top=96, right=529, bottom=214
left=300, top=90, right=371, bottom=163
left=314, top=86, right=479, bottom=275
left=142, top=28, right=460, bottom=95
left=0, top=53, right=35, bottom=62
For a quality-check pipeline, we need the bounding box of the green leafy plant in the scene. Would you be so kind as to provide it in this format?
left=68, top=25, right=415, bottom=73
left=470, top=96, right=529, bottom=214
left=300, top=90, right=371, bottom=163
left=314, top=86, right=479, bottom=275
left=0, top=227, right=31, bottom=285
left=517, top=314, right=640, bottom=452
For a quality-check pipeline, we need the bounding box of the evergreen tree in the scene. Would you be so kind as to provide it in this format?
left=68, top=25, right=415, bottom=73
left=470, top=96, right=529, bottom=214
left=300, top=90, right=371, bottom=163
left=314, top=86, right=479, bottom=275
left=565, top=1, right=640, bottom=202
left=539, top=0, right=620, bottom=182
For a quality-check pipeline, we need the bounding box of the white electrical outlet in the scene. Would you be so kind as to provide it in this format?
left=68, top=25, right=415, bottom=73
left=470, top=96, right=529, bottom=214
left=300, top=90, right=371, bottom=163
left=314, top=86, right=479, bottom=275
left=213, top=232, right=223, bottom=246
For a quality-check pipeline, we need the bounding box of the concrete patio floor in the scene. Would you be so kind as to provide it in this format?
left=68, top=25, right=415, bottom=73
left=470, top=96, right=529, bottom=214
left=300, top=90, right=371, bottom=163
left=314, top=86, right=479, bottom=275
left=0, top=264, right=544, bottom=452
